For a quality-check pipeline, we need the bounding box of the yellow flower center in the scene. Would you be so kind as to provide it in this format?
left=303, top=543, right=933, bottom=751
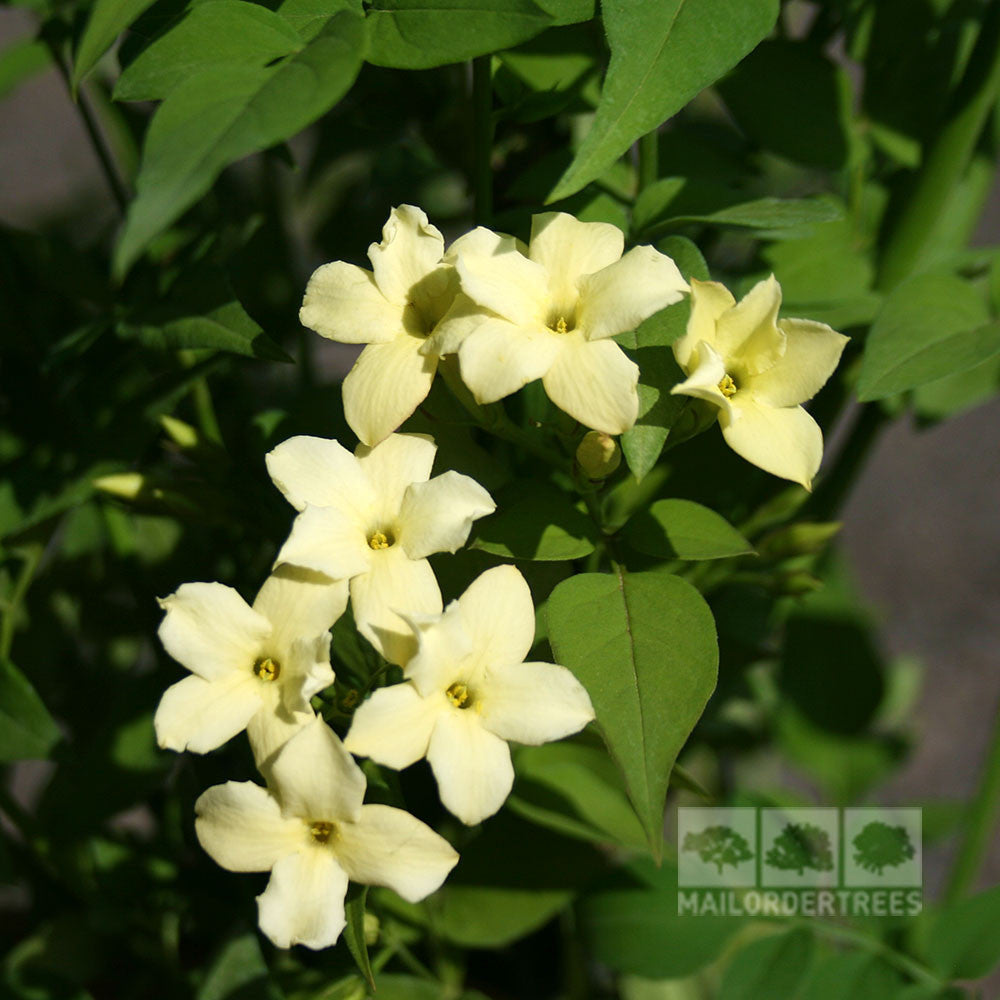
left=253, top=656, right=280, bottom=682
left=446, top=682, right=472, bottom=709
left=368, top=529, right=395, bottom=550
left=310, top=820, right=336, bottom=844
left=718, top=374, right=737, bottom=398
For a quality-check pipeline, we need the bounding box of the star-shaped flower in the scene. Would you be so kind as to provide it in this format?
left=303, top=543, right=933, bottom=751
left=425, top=212, right=688, bottom=434
left=195, top=718, right=458, bottom=950
left=155, top=566, right=346, bottom=765
left=266, top=432, right=495, bottom=666
left=671, top=276, right=849, bottom=489
left=344, top=565, right=594, bottom=825
left=300, top=205, right=457, bottom=446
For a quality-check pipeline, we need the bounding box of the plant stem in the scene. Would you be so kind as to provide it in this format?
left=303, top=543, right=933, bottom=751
left=877, top=1, right=1000, bottom=289
left=638, top=129, right=659, bottom=194
left=471, top=56, right=494, bottom=227
left=945, top=701, right=1000, bottom=903
left=804, top=919, right=943, bottom=989
left=43, top=34, right=128, bottom=214
left=178, top=351, right=224, bottom=445
left=0, top=544, right=43, bottom=660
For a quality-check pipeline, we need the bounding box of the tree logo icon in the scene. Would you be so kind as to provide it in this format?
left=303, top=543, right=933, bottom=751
left=682, top=824, right=754, bottom=874
left=766, top=822, right=835, bottom=875
left=852, top=821, right=916, bottom=875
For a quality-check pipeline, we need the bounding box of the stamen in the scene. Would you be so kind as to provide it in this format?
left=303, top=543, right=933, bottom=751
left=310, top=821, right=335, bottom=844
left=446, top=682, right=472, bottom=709
left=554, top=316, right=568, bottom=334
left=368, top=529, right=395, bottom=550
left=253, top=656, right=280, bottom=682
left=718, top=374, right=737, bottom=398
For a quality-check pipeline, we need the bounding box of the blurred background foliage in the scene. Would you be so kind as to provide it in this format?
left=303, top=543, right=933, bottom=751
left=2, top=0, right=1000, bottom=996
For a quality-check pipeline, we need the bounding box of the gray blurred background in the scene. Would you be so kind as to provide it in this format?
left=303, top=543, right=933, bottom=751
left=2, top=0, right=998, bottom=910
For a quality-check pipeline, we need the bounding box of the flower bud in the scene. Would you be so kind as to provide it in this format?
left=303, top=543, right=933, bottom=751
left=363, top=911, right=380, bottom=946
left=757, top=522, right=842, bottom=560
left=576, top=431, right=621, bottom=479
left=93, top=472, right=146, bottom=500
left=159, top=414, right=200, bottom=449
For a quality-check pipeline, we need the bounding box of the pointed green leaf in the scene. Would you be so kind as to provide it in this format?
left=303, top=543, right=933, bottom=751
left=549, top=0, right=779, bottom=201
left=623, top=499, right=753, bottom=560
left=0, top=658, right=60, bottom=762
left=197, top=932, right=282, bottom=1000
left=547, top=570, right=718, bottom=856
left=343, top=885, right=374, bottom=990
left=114, top=10, right=365, bottom=276
left=927, top=886, right=1000, bottom=980
left=73, top=0, right=158, bottom=89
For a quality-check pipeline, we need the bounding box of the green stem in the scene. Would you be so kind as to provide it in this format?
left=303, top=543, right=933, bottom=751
left=0, top=544, right=43, bottom=660
left=945, top=702, right=1000, bottom=903
left=179, top=351, right=224, bottom=445
left=638, top=129, right=659, bottom=194
left=43, top=35, right=128, bottom=214
left=877, top=1, right=1000, bottom=289
left=804, top=920, right=943, bottom=989
left=471, top=56, right=494, bottom=227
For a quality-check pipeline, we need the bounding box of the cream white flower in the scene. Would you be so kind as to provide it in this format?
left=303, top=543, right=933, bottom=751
left=300, top=205, right=457, bottom=447
left=267, top=432, right=495, bottom=666
left=344, top=565, right=594, bottom=826
left=155, top=567, right=346, bottom=764
left=671, top=276, right=849, bottom=489
left=425, top=212, right=688, bottom=434
left=195, top=718, right=458, bottom=950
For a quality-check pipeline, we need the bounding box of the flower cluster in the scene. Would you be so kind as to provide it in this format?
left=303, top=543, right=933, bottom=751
left=154, top=204, right=847, bottom=952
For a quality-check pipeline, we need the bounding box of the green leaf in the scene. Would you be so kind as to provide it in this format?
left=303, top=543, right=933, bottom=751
left=118, top=300, right=292, bottom=362
left=622, top=498, right=753, bottom=560
left=115, top=2, right=304, bottom=102
left=620, top=345, right=688, bottom=482
left=913, top=352, right=1000, bottom=419
left=471, top=484, right=598, bottom=561
left=197, top=932, right=282, bottom=1000
left=926, top=885, right=1000, bottom=979
left=657, top=234, right=709, bottom=282
left=549, top=0, right=779, bottom=201
left=796, top=953, right=904, bottom=1000
left=547, top=570, right=718, bottom=856
left=857, top=272, right=995, bottom=401
left=580, top=857, right=744, bottom=978
left=0, top=37, right=49, bottom=102
left=343, top=886, right=374, bottom=990
left=114, top=10, right=365, bottom=276
left=718, top=929, right=814, bottom=1000
left=73, top=0, right=158, bottom=89
left=366, top=0, right=552, bottom=70
left=0, top=658, right=60, bottom=762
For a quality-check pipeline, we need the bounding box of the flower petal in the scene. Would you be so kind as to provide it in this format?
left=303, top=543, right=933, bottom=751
left=402, top=602, right=475, bottom=698
left=343, top=334, right=437, bottom=448
left=368, top=204, right=445, bottom=307
left=155, top=672, right=262, bottom=753
left=715, top=274, right=785, bottom=375
left=672, top=278, right=736, bottom=370
left=349, top=546, right=442, bottom=666
left=158, top=582, right=270, bottom=682
left=427, top=709, right=514, bottom=825
left=247, top=703, right=315, bottom=771
left=743, top=318, right=849, bottom=408
left=274, top=505, right=372, bottom=582
left=456, top=317, right=561, bottom=404
left=669, top=340, right=733, bottom=416
left=355, top=432, right=437, bottom=527
left=336, top=804, right=458, bottom=902
left=576, top=245, right=688, bottom=342
left=720, top=396, right=823, bottom=489
left=398, top=471, right=495, bottom=561
left=270, top=718, right=367, bottom=822
left=253, top=565, right=348, bottom=654
left=300, top=261, right=400, bottom=345
left=266, top=436, right=375, bottom=515
left=423, top=292, right=495, bottom=358
left=195, top=780, right=303, bottom=872
left=344, top=682, right=443, bottom=769
left=456, top=564, right=536, bottom=672
left=528, top=212, right=624, bottom=316
left=541, top=331, right=639, bottom=434
left=257, top=849, right=349, bottom=950
left=455, top=237, right=549, bottom=327
left=480, top=661, right=594, bottom=745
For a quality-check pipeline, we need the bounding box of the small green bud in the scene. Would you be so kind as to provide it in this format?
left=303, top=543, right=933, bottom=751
left=363, top=911, right=380, bottom=946
left=773, top=568, right=824, bottom=597
left=159, top=414, right=200, bottom=449
left=93, top=472, right=146, bottom=500
left=576, top=431, right=621, bottom=479
left=757, top=522, right=842, bottom=559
